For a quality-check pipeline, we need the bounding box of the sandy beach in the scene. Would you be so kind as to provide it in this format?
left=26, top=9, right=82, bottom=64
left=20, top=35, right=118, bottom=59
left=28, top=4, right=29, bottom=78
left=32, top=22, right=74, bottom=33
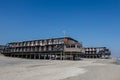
left=0, top=55, right=120, bottom=80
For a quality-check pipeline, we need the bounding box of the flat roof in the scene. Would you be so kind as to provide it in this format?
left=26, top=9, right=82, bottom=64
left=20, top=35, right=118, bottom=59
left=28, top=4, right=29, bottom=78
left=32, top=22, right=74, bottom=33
left=8, top=37, right=78, bottom=44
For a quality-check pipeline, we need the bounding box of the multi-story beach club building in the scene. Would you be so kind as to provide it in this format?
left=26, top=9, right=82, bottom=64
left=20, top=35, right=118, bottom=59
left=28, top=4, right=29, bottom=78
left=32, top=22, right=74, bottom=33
left=3, top=37, right=111, bottom=60
left=3, top=37, right=83, bottom=60
left=82, top=47, right=111, bottom=58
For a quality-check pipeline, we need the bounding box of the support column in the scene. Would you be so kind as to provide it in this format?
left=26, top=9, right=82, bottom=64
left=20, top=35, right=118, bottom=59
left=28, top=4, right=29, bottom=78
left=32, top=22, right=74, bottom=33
left=60, top=52, right=62, bottom=60
left=30, top=54, right=32, bottom=59
left=71, top=54, right=73, bottom=60
left=34, top=54, right=36, bottom=59
left=17, top=54, right=19, bottom=58
left=17, top=54, right=18, bottom=57
left=55, top=54, right=56, bottom=60
left=50, top=54, right=51, bottom=60
left=39, top=54, right=40, bottom=59
left=70, top=53, right=72, bottom=60
left=25, top=54, right=27, bottom=59
left=21, top=53, right=23, bottom=58
left=44, top=54, right=46, bottom=60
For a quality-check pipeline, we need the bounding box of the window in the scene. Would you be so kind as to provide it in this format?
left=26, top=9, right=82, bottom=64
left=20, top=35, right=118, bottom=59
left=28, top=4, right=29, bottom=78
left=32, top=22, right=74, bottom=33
left=23, top=42, right=26, bottom=46
left=8, top=44, right=12, bottom=47
left=71, top=45, right=75, bottom=48
left=48, top=46, right=52, bottom=51
left=53, top=45, right=58, bottom=51
left=66, top=45, right=70, bottom=48
left=39, top=47, right=41, bottom=51
left=53, top=39, right=58, bottom=44
left=27, top=48, right=30, bottom=52
left=13, top=49, right=15, bottom=52
left=40, top=41, right=42, bottom=46
left=16, top=48, right=19, bottom=52
left=59, top=39, right=64, bottom=44
left=31, top=41, right=34, bottom=46
left=43, top=46, right=46, bottom=51
left=16, top=43, right=19, bottom=47
left=11, top=49, right=14, bottom=52
left=23, top=48, right=26, bottom=52
left=14, top=48, right=17, bottom=52
left=19, top=43, right=21, bottom=46
left=43, top=40, right=47, bottom=45
left=86, top=48, right=88, bottom=51
left=77, top=45, right=81, bottom=48
left=30, top=47, right=33, bottom=51
left=35, top=41, right=38, bottom=45
left=22, top=43, right=24, bottom=46
left=48, top=40, right=52, bottom=44
left=27, top=42, right=30, bottom=46
left=20, top=48, right=22, bottom=52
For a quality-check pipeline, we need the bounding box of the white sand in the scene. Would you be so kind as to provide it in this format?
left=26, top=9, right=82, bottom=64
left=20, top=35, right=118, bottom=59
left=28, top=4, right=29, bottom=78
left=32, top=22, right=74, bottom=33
left=0, top=56, right=120, bottom=80
left=0, top=56, right=87, bottom=80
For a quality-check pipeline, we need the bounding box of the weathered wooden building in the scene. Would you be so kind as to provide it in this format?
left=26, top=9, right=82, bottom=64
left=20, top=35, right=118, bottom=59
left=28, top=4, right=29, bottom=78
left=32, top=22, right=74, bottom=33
left=81, top=47, right=111, bottom=58
left=3, top=37, right=83, bottom=60
left=2, top=37, right=111, bottom=60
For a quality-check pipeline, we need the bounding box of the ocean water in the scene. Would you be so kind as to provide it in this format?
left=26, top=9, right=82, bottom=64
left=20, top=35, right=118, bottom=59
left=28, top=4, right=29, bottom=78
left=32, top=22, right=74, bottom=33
left=116, top=60, right=120, bottom=65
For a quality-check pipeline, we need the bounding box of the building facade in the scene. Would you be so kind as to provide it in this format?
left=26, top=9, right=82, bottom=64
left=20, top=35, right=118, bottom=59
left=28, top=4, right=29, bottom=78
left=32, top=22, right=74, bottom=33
left=82, top=47, right=111, bottom=58
left=3, top=37, right=83, bottom=60
left=3, top=37, right=111, bottom=60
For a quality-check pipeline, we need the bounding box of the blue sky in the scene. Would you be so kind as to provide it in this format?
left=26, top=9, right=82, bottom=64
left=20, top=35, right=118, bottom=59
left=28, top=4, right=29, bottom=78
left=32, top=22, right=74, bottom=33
left=0, top=0, right=120, bottom=57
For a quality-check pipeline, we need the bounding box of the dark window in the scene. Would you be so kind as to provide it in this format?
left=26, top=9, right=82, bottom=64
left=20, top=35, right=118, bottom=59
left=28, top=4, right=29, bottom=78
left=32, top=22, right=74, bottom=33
left=71, top=45, right=75, bottom=48
left=66, top=45, right=71, bottom=48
